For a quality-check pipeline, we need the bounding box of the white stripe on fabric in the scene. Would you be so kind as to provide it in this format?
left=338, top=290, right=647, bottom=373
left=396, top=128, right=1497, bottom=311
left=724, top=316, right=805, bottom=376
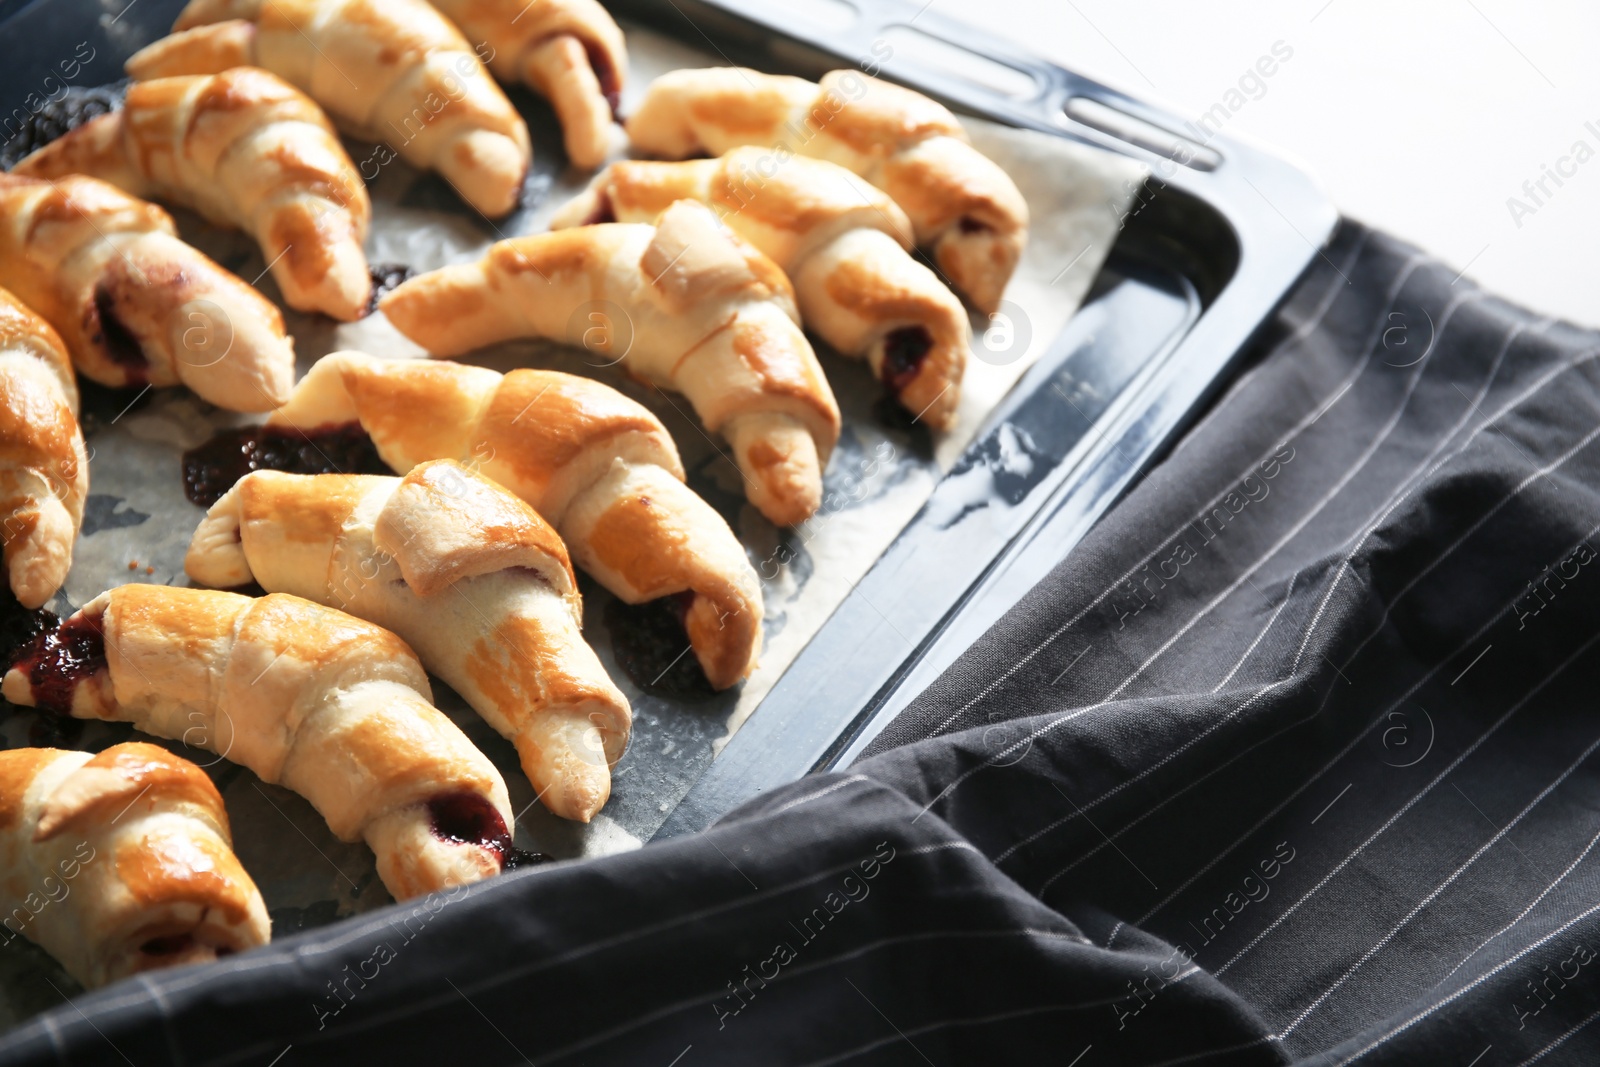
left=916, top=255, right=1438, bottom=816
left=1339, top=898, right=1600, bottom=1064
left=1433, top=819, right=1600, bottom=989
left=918, top=250, right=1432, bottom=745
left=1275, top=724, right=1600, bottom=1036
left=1213, top=574, right=1298, bottom=692
left=1130, top=422, right=1600, bottom=925
left=1042, top=509, right=1600, bottom=901
left=772, top=775, right=874, bottom=814
left=1212, top=624, right=1600, bottom=976
left=1513, top=1006, right=1600, bottom=1065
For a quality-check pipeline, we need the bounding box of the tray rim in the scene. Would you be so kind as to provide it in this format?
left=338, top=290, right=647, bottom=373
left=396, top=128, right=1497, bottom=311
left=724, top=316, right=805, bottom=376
left=643, top=0, right=1340, bottom=836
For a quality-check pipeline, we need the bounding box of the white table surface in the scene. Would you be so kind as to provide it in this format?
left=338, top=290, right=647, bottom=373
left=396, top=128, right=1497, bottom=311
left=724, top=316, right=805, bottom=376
left=916, top=0, right=1599, bottom=328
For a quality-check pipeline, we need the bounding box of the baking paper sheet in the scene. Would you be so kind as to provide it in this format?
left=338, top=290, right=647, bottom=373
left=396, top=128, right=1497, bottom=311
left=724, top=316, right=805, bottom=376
left=0, top=20, right=1146, bottom=1013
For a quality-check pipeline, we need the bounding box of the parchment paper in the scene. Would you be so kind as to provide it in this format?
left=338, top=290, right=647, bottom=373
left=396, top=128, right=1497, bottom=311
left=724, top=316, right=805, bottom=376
left=0, top=19, right=1146, bottom=1012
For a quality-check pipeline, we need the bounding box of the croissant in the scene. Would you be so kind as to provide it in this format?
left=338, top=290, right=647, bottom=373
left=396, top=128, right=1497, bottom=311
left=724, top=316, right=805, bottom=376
left=380, top=200, right=841, bottom=526
left=426, top=0, right=626, bottom=169
left=552, top=149, right=969, bottom=429
left=126, top=0, right=532, bottom=218
left=625, top=68, right=1029, bottom=314
left=0, top=173, right=296, bottom=410
left=264, top=350, right=762, bottom=688
left=14, top=68, right=373, bottom=321
left=0, top=288, right=88, bottom=609
left=185, top=460, right=631, bottom=822
left=0, top=742, right=270, bottom=989
left=2, top=585, right=517, bottom=900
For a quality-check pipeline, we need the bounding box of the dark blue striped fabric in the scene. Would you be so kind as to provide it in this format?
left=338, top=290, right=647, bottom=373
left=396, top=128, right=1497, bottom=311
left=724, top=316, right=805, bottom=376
left=4, top=221, right=1598, bottom=1066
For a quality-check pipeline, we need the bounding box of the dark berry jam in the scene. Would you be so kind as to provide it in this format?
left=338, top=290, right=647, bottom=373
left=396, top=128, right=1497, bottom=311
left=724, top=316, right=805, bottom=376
left=583, top=188, right=616, bottom=226
left=0, top=81, right=128, bottom=170
left=365, top=263, right=415, bottom=317
left=604, top=591, right=715, bottom=699
left=881, top=326, right=934, bottom=395
left=182, top=423, right=391, bottom=507
left=0, top=590, right=58, bottom=674
left=140, top=933, right=196, bottom=957
left=90, top=281, right=149, bottom=373
left=8, top=610, right=106, bottom=715
left=958, top=215, right=993, bottom=234
left=426, top=791, right=548, bottom=871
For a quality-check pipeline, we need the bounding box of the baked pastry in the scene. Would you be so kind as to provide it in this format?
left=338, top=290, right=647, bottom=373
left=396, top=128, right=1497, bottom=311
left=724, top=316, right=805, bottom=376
left=185, top=460, right=631, bottom=822
left=380, top=200, right=841, bottom=526
left=0, top=173, right=296, bottom=410
left=426, top=0, right=626, bottom=169
left=552, top=149, right=969, bottom=429
left=0, top=287, right=88, bottom=609
left=625, top=68, right=1029, bottom=313
left=3, top=585, right=517, bottom=900
left=126, top=0, right=532, bottom=218
left=265, top=350, right=762, bottom=688
left=0, top=742, right=270, bottom=989
left=14, top=68, right=372, bottom=321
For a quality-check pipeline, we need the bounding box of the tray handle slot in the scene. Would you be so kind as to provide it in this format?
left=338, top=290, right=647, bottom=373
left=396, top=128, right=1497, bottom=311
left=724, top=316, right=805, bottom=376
left=1064, top=96, right=1222, bottom=171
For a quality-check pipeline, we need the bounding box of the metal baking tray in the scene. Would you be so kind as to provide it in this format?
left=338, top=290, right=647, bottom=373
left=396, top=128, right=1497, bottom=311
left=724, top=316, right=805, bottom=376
left=0, top=0, right=1335, bottom=1018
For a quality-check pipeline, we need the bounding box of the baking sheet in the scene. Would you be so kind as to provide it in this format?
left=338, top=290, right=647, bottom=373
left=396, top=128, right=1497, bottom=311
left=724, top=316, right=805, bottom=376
left=0, top=18, right=1145, bottom=1013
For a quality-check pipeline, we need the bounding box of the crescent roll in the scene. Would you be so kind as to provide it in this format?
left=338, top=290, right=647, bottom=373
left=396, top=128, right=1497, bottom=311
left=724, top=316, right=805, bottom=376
left=264, top=350, right=762, bottom=688
left=427, top=0, right=627, bottom=169
left=0, top=173, right=296, bottom=410
left=2, top=585, right=517, bottom=900
left=0, top=288, right=88, bottom=609
left=127, top=0, right=532, bottom=217
left=184, top=460, right=632, bottom=823
left=14, top=68, right=373, bottom=321
left=553, top=149, right=969, bottom=429
left=625, top=68, right=1029, bottom=313
left=380, top=200, right=841, bottom=526
left=0, top=742, right=270, bottom=989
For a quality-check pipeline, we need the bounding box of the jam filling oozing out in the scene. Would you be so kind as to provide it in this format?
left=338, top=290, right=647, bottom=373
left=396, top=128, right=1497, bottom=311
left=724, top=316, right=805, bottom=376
left=583, top=188, right=617, bottom=226
left=426, top=792, right=549, bottom=871
left=140, top=933, right=197, bottom=956
left=91, top=282, right=150, bottom=375
left=881, top=326, right=934, bottom=396
left=0, top=590, right=59, bottom=673
left=8, top=610, right=106, bottom=715
left=0, top=82, right=127, bottom=170
left=604, top=590, right=716, bottom=699
left=958, top=215, right=993, bottom=235
left=182, top=423, right=392, bottom=507
left=365, top=263, right=415, bottom=317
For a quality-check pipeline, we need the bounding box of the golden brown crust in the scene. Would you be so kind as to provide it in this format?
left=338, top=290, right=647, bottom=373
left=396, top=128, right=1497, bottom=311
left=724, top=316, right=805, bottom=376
left=0, top=743, right=270, bottom=988
left=0, top=172, right=295, bottom=410
left=265, top=352, right=761, bottom=687
left=36, top=742, right=229, bottom=844
left=0, top=286, right=89, bottom=609
left=553, top=150, right=964, bottom=427
left=184, top=464, right=631, bottom=821
left=114, top=826, right=256, bottom=927
left=429, top=0, right=626, bottom=169
left=4, top=584, right=514, bottom=900
left=625, top=67, right=1028, bottom=313
left=375, top=459, right=578, bottom=601
left=381, top=201, right=840, bottom=526
left=0, top=750, right=59, bottom=833
left=16, top=69, right=372, bottom=321
left=476, top=368, right=682, bottom=503
left=135, top=0, right=531, bottom=217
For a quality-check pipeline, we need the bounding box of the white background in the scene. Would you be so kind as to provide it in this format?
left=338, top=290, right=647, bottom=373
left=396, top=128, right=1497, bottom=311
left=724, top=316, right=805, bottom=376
left=914, top=0, right=1600, bottom=327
